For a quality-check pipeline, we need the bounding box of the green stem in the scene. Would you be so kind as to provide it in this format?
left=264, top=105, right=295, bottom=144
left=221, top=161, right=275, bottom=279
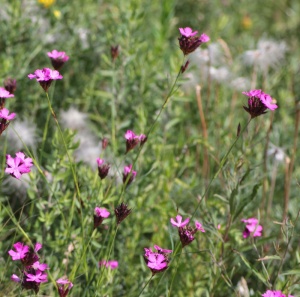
left=168, top=247, right=182, bottom=297
left=138, top=275, right=154, bottom=297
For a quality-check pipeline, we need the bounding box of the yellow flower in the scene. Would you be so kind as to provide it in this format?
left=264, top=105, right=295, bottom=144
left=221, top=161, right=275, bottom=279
left=53, top=10, right=61, bottom=19
left=38, top=0, right=55, bottom=8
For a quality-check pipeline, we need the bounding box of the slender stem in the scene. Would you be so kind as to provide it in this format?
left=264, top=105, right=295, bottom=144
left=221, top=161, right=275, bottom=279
left=192, top=118, right=252, bottom=218
left=168, top=247, right=182, bottom=297
left=138, top=275, right=154, bottom=297
left=111, top=60, right=117, bottom=153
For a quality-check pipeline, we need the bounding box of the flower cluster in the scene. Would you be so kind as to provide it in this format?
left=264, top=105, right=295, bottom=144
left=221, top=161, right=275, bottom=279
left=47, top=50, right=69, bottom=70
left=0, top=85, right=15, bottom=136
left=94, top=206, right=110, bottom=229
left=242, top=89, right=278, bottom=118
left=99, top=260, right=119, bottom=269
left=144, top=245, right=172, bottom=275
left=241, top=218, right=263, bottom=238
left=262, top=290, right=294, bottom=297
left=178, top=27, right=210, bottom=56
left=9, top=242, right=48, bottom=294
left=114, top=202, right=132, bottom=225
left=124, top=130, right=147, bottom=153
left=56, top=278, right=73, bottom=297
left=170, top=215, right=205, bottom=248
left=28, top=68, right=63, bottom=92
left=5, top=152, right=33, bottom=179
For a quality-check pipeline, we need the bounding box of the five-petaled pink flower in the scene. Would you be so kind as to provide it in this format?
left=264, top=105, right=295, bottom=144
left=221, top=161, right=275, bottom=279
left=8, top=242, right=29, bottom=260
left=170, top=215, right=190, bottom=228
left=47, top=50, right=69, bottom=70
left=0, top=108, right=16, bottom=120
left=32, top=261, right=49, bottom=271
left=56, top=277, right=73, bottom=297
left=241, top=218, right=263, bottom=238
left=28, top=68, right=63, bottom=92
left=0, top=87, right=14, bottom=99
left=5, top=152, right=33, bottom=179
left=144, top=245, right=172, bottom=275
left=242, top=89, right=277, bottom=118
left=178, top=27, right=210, bottom=55
left=25, top=270, right=48, bottom=283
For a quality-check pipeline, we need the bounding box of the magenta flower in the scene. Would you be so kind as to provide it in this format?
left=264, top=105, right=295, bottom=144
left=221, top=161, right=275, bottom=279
left=11, top=274, right=21, bottom=283
left=144, top=245, right=172, bottom=275
left=178, top=27, right=210, bottom=55
left=28, top=68, right=63, bottom=92
left=114, top=202, right=132, bottom=224
left=47, top=50, right=69, bottom=70
left=25, top=270, right=48, bottom=283
left=170, top=215, right=190, bottom=227
left=242, top=89, right=278, bottom=118
left=139, top=134, right=147, bottom=146
left=0, top=87, right=14, bottom=99
left=5, top=152, right=33, bottom=179
left=99, top=260, right=118, bottom=269
left=94, top=207, right=110, bottom=229
left=0, top=108, right=16, bottom=120
left=179, top=27, right=198, bottom=37
left=96, top=158, right=110, bottom=180
left=195, top=221, right=206, bottom=233
left=123, top=164, right=137, bottom=186
left=34, top=242, right=42, bottom=252
left=8, top=242, right=29, bottom=261
left=241, top=218, right=263, bottom=238
left=262, top=290, right=294, bottom=297
left=124, top=130, right=140, bottom=153
left=56, top=278, right=73, bottom=297
left=32, top=261, right=49, bottom=271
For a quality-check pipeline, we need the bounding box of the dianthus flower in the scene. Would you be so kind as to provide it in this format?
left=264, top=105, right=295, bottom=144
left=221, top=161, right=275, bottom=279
left=241, top=218, right=263, bottom=238
left=124, top=130, right=147, bottom=153
left=114, top=202, right=132, bottom=224
left=0, top=108, right=16, bottom=136
left=262, top=289, right=294, bottom=297
left=242, top=89, right=278, bottom=118
left=56, top=277, right=73, bottom=297
left=123, top=164, right=137, bottom=186
left=47, top=50, right=69, bottom=70
left=171, top=215, right=205, bottom=247
left=94, top=207, right=110, bottom=229
left=28, top=68, right=63, bottom=92
left=5, top=152, right=33, bottom=179
left=99, top=260, right=118, bottom=269
left=178, top=27, right=210, bottom=55
left=25, top=269, right=48, bottom=283
left=96, top=158, right=110, bottom=180
left=144, top=245, right=172, bottom=275
left=8, top=242, right=30, bottom=261
left=0, top=86, right=14, bottom=109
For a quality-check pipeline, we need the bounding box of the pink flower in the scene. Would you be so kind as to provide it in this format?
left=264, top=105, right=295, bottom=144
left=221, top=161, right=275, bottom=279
left=125, top=130, right=140, bottom=153
left=25, top=270, right=48, bottom=283
left=179, top=27, right=198, bottom=37
left=48, top=50, right=69, bottom=70
left=11, top=274, right=21, bottom=282
left=56, top=277, right=73, bottom=297
left=241, top=218, right=263, bottom=238
left=144, top=245, right=172, bottom=275
left=5, top=152, right=33, bottom=179
left=94, top=207, right=110, bottom=229
left=195, top=221, right=206, bottom=232
left=262, top=290, right=293, bottom=297
left=28, top=68, right=63, bottom=92
left=178, top=27, right=210, bottom=55
left=170, top=215, right=190, bottom=228
left=8, top=242, right=29, bottom=260
left=123, top=164, right=137, bottom=186
left=34, top=242, right=42, bottom=252
left=99, top=260, right=118, bottom=269
left=96, top=158, right=110, bottom=180
left=0, top=87, right=14, bottom=99
left=32, top=261, right=49, bottom=271
left=242, top=89, right=278, bottom=118
left=0, top=108, right=16, bottom=120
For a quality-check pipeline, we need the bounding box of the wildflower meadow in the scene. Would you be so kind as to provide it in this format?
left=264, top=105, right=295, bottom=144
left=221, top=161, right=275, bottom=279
left=1, top=0, right=300, bottom=296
